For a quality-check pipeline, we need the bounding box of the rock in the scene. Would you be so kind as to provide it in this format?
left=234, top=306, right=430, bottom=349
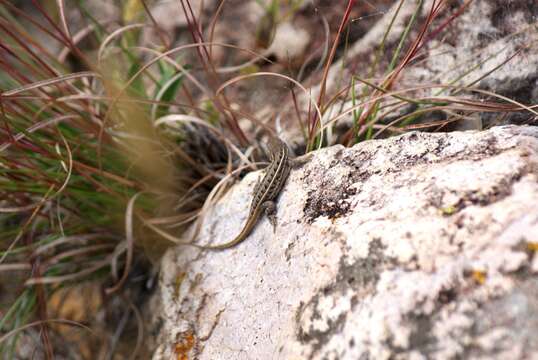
left=149, top=125, right=538, bottom=359
left=267, top=22, right=310, bottom=62
left=140, top=0, right=216, bottom=48
left=149, top=0, right=215, bottom=31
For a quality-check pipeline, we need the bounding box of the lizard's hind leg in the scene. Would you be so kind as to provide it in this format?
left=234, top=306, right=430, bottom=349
left=261, top=200, right=277, bottom=232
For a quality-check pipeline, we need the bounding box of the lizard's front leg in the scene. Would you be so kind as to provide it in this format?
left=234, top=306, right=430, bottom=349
left=261, top=200, right=277, bottom=232
left=289, top=153, right=313, bottom=168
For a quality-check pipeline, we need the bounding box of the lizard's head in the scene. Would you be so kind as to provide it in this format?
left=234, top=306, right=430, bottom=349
left=266, top=136, right=287, bottom=161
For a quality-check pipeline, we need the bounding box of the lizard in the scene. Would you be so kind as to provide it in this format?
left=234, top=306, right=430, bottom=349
left=191, top=136, right=292, bottom=251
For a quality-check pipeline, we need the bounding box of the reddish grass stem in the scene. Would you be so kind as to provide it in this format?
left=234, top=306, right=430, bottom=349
left=310, top=0, right=356, bottom=146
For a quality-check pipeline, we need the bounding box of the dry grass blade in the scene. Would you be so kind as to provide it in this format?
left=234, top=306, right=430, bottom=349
left=316, top=0, right=356, bottom=111
left=215, top=72, right=323, bottom=147
left=105, top=192, right=142, bottom=294
left=1, top=72, right=99, bottom=97
left=24, top=259, right=112, bottom=285
left=0, top=185, right=54, bottom=265
left=97, top=23, right=149, bottom=64
left=0, top=319, right=94, bottom=345
left=0, top=263, right=32, bottom=272
left=142, top=161, right=265, bottom=246
left=58, top=23, right=99, bottom=63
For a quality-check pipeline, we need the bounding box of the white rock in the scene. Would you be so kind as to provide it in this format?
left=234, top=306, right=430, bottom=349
left=150, top=125, right=538, bottom=359
left=268, top=22, right=310, bottom=61
left=149, top=0, right=214, bottom=30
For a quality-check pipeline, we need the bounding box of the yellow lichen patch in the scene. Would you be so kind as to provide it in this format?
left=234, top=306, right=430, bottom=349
left=471, top=270, right=487, bottom=285
left=239, top=64, right=261, bottom=76
left=174, top=330, right=195, bottom=360
left=440, top=205, right=456, bottom=216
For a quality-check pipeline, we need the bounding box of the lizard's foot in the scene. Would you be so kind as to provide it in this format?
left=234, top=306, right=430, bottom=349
left=289, top=153, right=313, bottom=168
left=261, top=200, right=277, bottom=232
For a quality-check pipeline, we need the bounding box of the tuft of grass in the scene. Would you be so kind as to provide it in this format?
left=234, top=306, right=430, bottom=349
left=0, top=1, right=232, bottom=357
left=317, top=0, right=537, bottom=146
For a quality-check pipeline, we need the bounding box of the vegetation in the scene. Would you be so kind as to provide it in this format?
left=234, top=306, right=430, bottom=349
left=0, top=0, right=535, bottom=357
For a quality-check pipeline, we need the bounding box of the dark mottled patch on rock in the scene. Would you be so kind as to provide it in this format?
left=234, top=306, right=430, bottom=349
left=303, top=130, right=515, bottom=223
left=295, top=299, right=348, bottom=358
left=303, top=176, right=357, bottom=223
left=385, top=314, right=436, bottom=356
left=295, top=239, right=387, bottom=357
left=490, top=0, right=538, bottom=36
left=481, top=75, right=538, bottom=127
left=338, top=238, right=387, bottom=291
left=437, top=287, right=458, bottom=305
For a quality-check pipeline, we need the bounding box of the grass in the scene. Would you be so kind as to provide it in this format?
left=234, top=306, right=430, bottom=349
left=0, top=0, right=536, bottom=357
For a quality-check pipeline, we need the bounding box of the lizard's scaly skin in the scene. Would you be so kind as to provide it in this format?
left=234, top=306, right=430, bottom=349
left=193, top=137, right=290, bottom=250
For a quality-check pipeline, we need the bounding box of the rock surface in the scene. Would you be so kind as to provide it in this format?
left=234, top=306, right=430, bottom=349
left=150, top=125, right=538, bottom=359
